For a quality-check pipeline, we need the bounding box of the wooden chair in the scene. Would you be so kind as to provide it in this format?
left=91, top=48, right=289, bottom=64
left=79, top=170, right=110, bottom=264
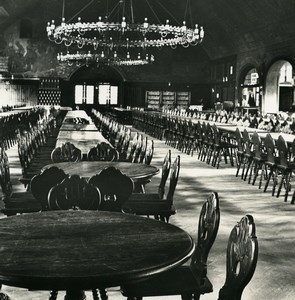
left=0, top=146, right=41, bottom=216
left=248, top=132, right=267, bottom=186
left=241, top=129, right=253, bottom=181
left=276, top=136, right=295, bottom=203
left=211, top=125, right=237, bottom=169
left=122, top=155, right=180, bottom=223
left=144, top=140, right=154, bottom=165
left=88, top=166, right=134, bottom=212
left=87, top=142, right=119, bottom=161
left=47, top=175, right=101, bottom=211
left=218, top=214, right=258, bottom=300
left=262, top=134, right=279, bottom=194
left=235, top=128, right=244, bottom=177
left=0, top=292, right=11, bottom=300
left=51, top=142, right=82, bottom=163
left=47, top=175, right=102, bottom=300
left=127, top=150, right=171, bottom=202
left=120, top=192, right=220, bottom=300
left=30, top=166, right=67, bottom=211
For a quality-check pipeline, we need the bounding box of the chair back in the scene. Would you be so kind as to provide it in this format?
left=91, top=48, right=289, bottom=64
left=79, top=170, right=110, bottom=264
left=166, top=155, right=180, bottom=204
left=51, top=142, right=82, bottom=163
left=264, top=133, right=276, bottom=164
left=190, top=192, right=220, bottom=282
left=144, top=140, right=154, bottom=165
left=242, top=129, right=252, bottom=156
left=158, top=150, right=171, bottom=199
left=0, top=147, right=12, bottom=199
left=88, top=167, right=134, bottom=212
left=251, top=132, right=263, bottom=159
left=138, top=136, right=148, bottom=163
left=48, top=175, right=101, bottom=210
left=218, top=215, right=258, bottom=300
left=87, top=142, right=119, bottom=161
left=276, top=135, right=289, bottom=167
left=30, top=166, right=67, bottom=210
left=235, top=128, right=244, bottom=153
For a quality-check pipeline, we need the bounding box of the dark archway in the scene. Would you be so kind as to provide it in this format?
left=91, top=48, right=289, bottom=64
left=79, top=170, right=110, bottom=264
left=62, top=65, right=125, bottom=110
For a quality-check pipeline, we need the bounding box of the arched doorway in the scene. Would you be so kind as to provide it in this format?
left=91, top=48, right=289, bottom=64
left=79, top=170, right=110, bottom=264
left=63, top=64, right=125, bottom=110
left=264, top=60, right=294, bottom=113
left=239, top=67, right=261, bottom=108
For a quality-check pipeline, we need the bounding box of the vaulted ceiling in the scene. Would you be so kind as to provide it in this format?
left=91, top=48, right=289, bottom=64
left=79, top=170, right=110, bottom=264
left=1, top=0, right=295, bottom=60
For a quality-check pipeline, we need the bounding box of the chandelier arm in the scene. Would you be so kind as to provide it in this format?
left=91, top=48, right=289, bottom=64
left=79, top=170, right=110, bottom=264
left=156, top=0, right=181, bottom=25
left=145, top=0, right=162, bottom=24
left=67, top=0, right=95, bottom=23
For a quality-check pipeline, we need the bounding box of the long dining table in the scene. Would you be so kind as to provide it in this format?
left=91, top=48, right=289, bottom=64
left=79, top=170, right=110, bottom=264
left=56, top=110, right=111, bottom=155
left=0, top=210, right=195, bottom=299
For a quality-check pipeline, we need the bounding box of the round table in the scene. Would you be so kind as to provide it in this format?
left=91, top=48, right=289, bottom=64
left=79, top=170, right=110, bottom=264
left=43, top=161, right=159, bottom=183
left=0, top=210, right=194, bottom=297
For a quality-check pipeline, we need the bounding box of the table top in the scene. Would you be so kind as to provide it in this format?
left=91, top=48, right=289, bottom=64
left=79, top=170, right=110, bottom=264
left=59, top=123, right=98, bottom=131
left=0, top=210, right=194, bottom=290
left=44, top=161, right=159, bottom=182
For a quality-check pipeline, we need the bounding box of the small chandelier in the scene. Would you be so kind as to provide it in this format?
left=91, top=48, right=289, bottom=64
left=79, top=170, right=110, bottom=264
left=57, top=50, right=155, bottom=67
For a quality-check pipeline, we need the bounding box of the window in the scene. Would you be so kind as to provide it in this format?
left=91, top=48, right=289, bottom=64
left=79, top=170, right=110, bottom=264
left=75, top=84, right=94, bottom=104
left=98, top=83, right=118, bottom=105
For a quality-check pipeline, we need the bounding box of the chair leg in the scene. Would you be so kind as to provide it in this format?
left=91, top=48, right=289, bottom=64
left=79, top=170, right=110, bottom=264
left=49, top=290, right=58, bottom=300
left=276, top=172, right=285, bottom=198
left=263, top=166, right=272, bottom=192
left=92, top=289, right=99, bottom=300
left=99, top=288, right=108, bottom=300
left=284, top=172, right=291, bottom=202
left=272, top=169, right=278, bottom=196
left=181, top=293, right=193, bottom=300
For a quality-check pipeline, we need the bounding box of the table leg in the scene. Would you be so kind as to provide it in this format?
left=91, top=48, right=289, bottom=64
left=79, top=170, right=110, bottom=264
left=64, top=290, right=86, bottom=300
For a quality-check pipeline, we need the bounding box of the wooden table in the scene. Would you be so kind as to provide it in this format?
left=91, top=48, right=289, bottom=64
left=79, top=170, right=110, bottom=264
left=0, top=210, right=194, bottom=297
left=56, top=110, right=111, bottom=154
left=59, top=123, right=98, bottom=131
left=44, top=161, right=159, bottom=183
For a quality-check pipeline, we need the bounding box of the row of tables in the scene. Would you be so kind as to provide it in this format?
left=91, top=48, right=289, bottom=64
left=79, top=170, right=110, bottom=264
left=0, top=110, right=193, bottom=299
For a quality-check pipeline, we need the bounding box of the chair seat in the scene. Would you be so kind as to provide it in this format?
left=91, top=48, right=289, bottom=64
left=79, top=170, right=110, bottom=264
left=122, top=201, right=176, bottom=216
left=128, top=193, right=160, bottom=202
left=121, top=265, right=212, bottom=297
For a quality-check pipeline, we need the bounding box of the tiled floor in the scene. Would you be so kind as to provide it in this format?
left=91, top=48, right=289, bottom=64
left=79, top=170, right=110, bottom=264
left=1, top=129, right=295, bottom=300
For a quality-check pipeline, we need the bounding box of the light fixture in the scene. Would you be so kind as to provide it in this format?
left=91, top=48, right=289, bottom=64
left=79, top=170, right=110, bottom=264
left=47, top=0, right=204, bottom=66
left=57, top=50, right=155, bottom=66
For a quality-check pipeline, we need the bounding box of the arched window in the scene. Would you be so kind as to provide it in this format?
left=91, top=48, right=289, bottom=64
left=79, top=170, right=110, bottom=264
left=20, top=19, right=32, bottom=39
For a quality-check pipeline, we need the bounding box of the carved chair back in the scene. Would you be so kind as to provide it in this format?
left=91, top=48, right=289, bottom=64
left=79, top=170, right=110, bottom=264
left=158, top=150, right=171, bottom=199
left=276, top=135, right=289, bottom=167
left=48, top=175, right=101, bottom=211
left=144, top=140, right=154, bottom=165
left=88, top=167, right=134, bottom=212
left=190, top=192, right=220, bottom=283
left=251, top=132, right=263, bottom=160
left=138, top=136, right=148, bottom=164
left=218, top=215, right=258, bottom=300
left=242, top=129, right=252, bottom=156
left=87, top=142, right=119, bottom=161
left=30, top=166, right=67, bottom=211
left=51, top=142, right=82, bottom=163
left=235, top=128, right=244, bottom=153
left=166, top=155, right=180, bottom=205
left=0, top=147, right=12, bottom=200
left=264, top=134, right=276, bottom=164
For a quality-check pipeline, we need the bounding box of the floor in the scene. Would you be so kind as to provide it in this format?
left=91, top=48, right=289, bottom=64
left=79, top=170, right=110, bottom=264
left=1, top=128, right=295, bottom=300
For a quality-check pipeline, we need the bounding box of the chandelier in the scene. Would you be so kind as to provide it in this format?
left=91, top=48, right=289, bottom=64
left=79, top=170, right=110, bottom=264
left=57, top=50, right=155, bottom=66
left=47, top=0, right=204, bottom=66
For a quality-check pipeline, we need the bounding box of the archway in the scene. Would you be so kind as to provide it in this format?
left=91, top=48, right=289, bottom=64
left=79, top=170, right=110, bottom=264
left=264, top=60, right=294, bottom=113
left=62, top=64, right=125, bottom=109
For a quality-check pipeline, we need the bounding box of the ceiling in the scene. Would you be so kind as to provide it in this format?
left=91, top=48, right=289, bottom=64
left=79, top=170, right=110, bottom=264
left=1, top=0, right=295, bottom=60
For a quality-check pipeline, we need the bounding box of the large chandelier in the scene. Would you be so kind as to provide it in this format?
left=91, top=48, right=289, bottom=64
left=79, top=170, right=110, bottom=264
left=47, top=0, right=204, bottom=66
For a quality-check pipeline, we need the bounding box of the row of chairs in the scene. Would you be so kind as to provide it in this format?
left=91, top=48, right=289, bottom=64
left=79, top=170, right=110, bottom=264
left=236, top=128, right=295, bottom=204
left=132, top=110, right=165, bottom=140
left=0, top=108, right=46, bottom=151
left=121, top=193, right=258, bottom=300
left=17, top=114, right=61, bottom=188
